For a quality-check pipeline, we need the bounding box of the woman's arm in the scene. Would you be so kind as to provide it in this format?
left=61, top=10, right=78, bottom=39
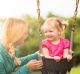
left=13, top=60, right=42, bottom=74
left=19, top=53, right=38, bottom=66
left=13, top=65, right=30, bottom=74
left=0, top=59, right=42, bottom=74
left=0, top=62, right=30, bottom=74
left=0, top=63, right=7, bottom=74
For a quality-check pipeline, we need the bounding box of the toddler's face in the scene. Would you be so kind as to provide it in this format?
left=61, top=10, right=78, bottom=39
left=44, top=25, right=60, bottom=41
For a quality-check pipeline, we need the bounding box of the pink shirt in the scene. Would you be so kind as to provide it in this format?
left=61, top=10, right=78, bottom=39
left=42, top=38, right=70, bottom=58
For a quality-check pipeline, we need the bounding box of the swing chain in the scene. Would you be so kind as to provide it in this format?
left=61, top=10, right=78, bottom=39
left=36, top=0, right=42, bottom=51
left=72, top=0, right=79, bottom=31
left=70, top=0, right=79, bottom=51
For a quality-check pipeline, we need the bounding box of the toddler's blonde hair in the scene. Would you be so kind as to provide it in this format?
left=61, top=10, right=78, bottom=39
left=42, top=17, right=69, bottom=38
left=43, top=17, right=62, bottom=31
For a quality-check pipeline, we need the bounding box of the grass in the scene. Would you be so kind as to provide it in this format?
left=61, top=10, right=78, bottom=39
left=70, top=66, right=80, bottom=74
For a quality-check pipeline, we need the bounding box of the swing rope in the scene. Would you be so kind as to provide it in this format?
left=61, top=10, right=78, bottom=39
left=36, top=0, right=42, bottom=53
left=70, top=0, right=79, bottom=52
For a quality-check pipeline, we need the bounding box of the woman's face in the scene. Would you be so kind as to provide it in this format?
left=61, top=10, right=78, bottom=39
left=14, top=33, right=28, bottom=47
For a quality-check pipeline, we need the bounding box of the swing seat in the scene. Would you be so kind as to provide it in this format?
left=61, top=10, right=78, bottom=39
left=41, top=57, right=74, bottom=74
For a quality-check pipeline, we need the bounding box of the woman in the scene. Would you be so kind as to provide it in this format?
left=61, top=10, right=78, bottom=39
left=0, top=18, right=42, bottom=74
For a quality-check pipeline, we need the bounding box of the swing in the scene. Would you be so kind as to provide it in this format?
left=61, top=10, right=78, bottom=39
left=36, top=0, right=79, bottom=74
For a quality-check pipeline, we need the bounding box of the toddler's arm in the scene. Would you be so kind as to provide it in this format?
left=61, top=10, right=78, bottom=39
left=41, top=48, right=53, bottom=58
left=63, top=49, right=72, bottom=61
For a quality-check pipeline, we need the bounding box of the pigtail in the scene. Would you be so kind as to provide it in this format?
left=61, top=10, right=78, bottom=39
left=55, top=18, right=63, bottom=31
left=61, top=20, right=69, bottom=38
left=8, top=43, right=21, bottom=65
left=61, top=20, right=69, bottom=30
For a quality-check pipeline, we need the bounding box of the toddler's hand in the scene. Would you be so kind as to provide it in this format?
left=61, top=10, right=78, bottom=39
left=53, top=56, right=61, bottom=62
left=63, top=54, right=72, bottom=61
left=66, top=55, right=72, bottom=61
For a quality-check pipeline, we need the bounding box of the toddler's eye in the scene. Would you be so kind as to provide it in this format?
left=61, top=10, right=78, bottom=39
left=49, top=31, right=53, bottom=32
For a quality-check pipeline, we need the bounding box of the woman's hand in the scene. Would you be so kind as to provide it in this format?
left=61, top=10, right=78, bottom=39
left=26, top=59, right=43, bottom=71
left=35, top=51, right=44, bottom=57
